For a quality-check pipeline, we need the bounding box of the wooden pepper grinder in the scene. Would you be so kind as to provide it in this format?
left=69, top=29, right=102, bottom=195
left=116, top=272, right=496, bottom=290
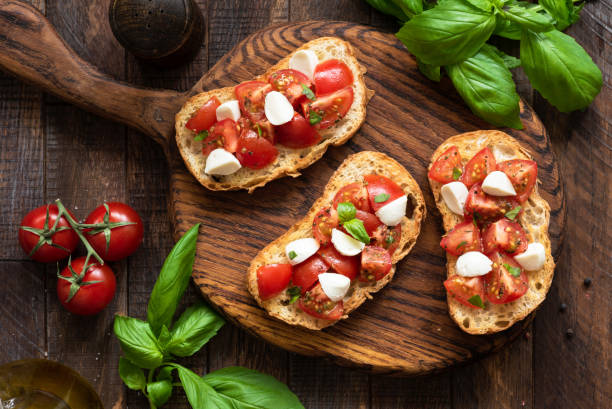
left=109, top=0, right=204, bottom=67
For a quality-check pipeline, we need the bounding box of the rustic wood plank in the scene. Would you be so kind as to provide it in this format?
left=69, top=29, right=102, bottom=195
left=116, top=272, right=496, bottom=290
left=289, top=0, right=370, bottom=23
left=371, top=374, right=451, bottom=409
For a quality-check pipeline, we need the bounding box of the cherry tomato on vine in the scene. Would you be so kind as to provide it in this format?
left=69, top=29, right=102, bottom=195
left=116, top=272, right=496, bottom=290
left=84, top=202, right=144, bottom=261
left=19, top=204, right=79, bottom=263
left=57, top=256, right=117, bottom=315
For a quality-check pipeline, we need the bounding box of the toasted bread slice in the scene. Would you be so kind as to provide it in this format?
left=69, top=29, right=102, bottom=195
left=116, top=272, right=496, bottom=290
left=247, top=151, right=426, bottom=330
left=428, top=130, right=555, bottom=335
left=175, top=37, right=370, bottom=193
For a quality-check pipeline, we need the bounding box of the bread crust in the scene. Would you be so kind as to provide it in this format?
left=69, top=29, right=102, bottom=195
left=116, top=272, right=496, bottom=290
left=247, top=151, right=426, bottom=330
left=175, top=37, right=370, bottom=192
left=428, top=130, right=555, bottom=335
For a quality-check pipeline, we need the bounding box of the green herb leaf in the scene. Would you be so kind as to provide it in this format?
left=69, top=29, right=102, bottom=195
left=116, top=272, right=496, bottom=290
left=502, top=3, right=555, bottom=32
left=337, top=202, right=357, bottom=223
left=113, top=316, right=163, bottom=369
left=287, top=286, right=301, bottom=305
left=391, top=0, right=423, bottom=17
left=203, top=366, right=305, bottom=409
left=505, top=205, right=522, bottom=220
left=147, top=380, right=173, bottom=407
left=156, top=366, right=174, bottom=382
left=493, top=15, right=522, bottom=40
left=396, top=0, right=497, bottom=66
left=343, top=219, right=371, bottom=244
left=539, top=0, right=582, bottom=31
left=301, top=84, right=316, bottom=100
left=194, top=130, right=208, bottom=141
left=452, top=167, right=462, bottom=180
left=468, top=294, right=485, bottom=308
left=365, top=0, right=411, bottom=21
left=255, top=124, right=262, bottom=137
left=456, top=240, right=468, bottom=250
left=288, top=250, right=298, bottom=260
left=118, top=357, right=146, bottom=391
left=489, top=45, right=521, bottom=69
left=464, top=0, right=493, bottom=11
left=175, top=365, right=222, bottom=409
left=157, top=325, right=172, bottom=350
left=166, top=302, right=225, bottom=357
left=374, top=193, right=390, bottom=203
left=385, top=235, right=395, bottom=245
left=503, top=262, right=522, bottom=277
left=521, top=30, right=602, bottom=112
left=417, top=59, right=441, bottom=82
left=446, top=44, right=522, bottom=129
left=308, top=110, right=322, bottom=125
left=148, top=224, right=200, bottom=337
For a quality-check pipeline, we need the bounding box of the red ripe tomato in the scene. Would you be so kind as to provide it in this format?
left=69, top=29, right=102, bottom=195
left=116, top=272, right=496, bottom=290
left=235, top=81, right=272, bottom=122
left=237, top=117, right=275, bottom=145
left=292, top=254, right=329, bottom=293
left=428, top=146, right=462, bottom=184
left=359, top=246, right=392, bottom=282
left=355, top=210, right=382, bottom=236
left=485, top=252, right=528, bottom=304
left=256, top=263, right=292, bottom=300
left=317, top=245, right=359, bottom=280
left=235, top=129, right=278, bottom=169
left=301, top=86, right=353, bottom=130
left=443, top=275, right=486, bottom=309
left=312, top=208, right=339, bottom=246
left=440, top=220, right=482, bottom=256
left=363, top=174, right=405, bottom=212
left=482, top=219, right=528, bottom=255
left=371, top=224, right=401, bottom=256
left=313, top=59, right=354, bottom=95
left=497, top=159, right=538, bottom=203
left=268, top=69, right=312, bottom=107
left=464, top=183, right=521, bottom=224
left=203, top=119, right=240, bottom=155
left=297, top=283, right=344, bottom=320
left=57, top=257, right=117, bottom=315
left=19, top=204, right=78, bottom=263
left=275, top=112, right=321, bottom=148
left=185, top=96, right=221, bottom=132
left=332, top=182, right=371, bottom=212
left=461, top=147, right=496, bottom=188
left=84, top=202, right=144, bottom=262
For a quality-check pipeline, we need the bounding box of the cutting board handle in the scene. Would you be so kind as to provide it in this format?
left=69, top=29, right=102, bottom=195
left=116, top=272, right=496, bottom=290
left=0, top=0, right=187, bottom=146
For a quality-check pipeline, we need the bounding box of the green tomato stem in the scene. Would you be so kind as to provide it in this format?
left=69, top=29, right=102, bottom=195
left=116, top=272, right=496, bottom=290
left=54, top=199, right=105, bottom=264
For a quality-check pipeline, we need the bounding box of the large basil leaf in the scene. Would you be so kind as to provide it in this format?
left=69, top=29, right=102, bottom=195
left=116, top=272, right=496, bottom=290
left=175, top=365, right=221, bottom=409
left=418, top=59, right=441, bottom=81
left=365, top=0, right=411, bottom=20
left=521, top=30, right=602, bottom=112
left=490, top=46, right=521, bottom=69
left=148, top=224, right=200, bottom=336
left=147, top=380, right=173, bottom=408
left=396, top=0, right=497, bottom=66
left=493, top=15, right=522, bottom=40
left=114, top=316, right=163, bottom=369
left=539, top=0, right=582, bottom=30
left=464, top=0, right=493, bottom=11
left=392, top=0, right=423, bottom=17
left=502, top=3, right=555, bottom=32
left=203, top=366, right=304, bottom=409
left=166, top=302, right=225, bottom=357
left=446, top=44, right=522, bottom=128
left=118, top=357, right=146, bottom=391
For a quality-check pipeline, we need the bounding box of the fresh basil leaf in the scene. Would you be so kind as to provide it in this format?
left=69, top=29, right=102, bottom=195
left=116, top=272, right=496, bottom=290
left=374, top=193, right=390, bottom=203
left=337, top=202, right=357, bottom=223
left=203, top=366, right=305, bottom=409
left=194, top=130, right=208, bottom=141
left=503, top=262, right=521, bottom=277
left=468, top=294, right=485, bottom=308
left=118, top=357, right=146, bottom=391
left=157, top=366, right=174, bottom=382
left=417, top=59, right=441, bottom=82
left=286, top=286, right=301, bottom=305
left=113, top=316, right=163, bottom=369
left=521, top=30, right=602, bottom=112
left=489, top=45, right=521, bottom=69
left=148, top=224, right=200, bottom=336
left=452, top=167, right=462, bottom=180
left=493, top=15, right=522, bottom=40
left=158, top=325, right=172, bottom=350
left=538, top=0, right=581, bottom=30
left=175, top=365, right=222, bottom=409
left=343, top=219, right=371, bottom=244
left=505, top=205, right=521, bottom=220
left=365, top=0, right=411, bottom=20
left=301, top=84, right=315, bottom=100
left=288, top=250, right=297, bottom=260
left=147, top=380, right=173, bottom=407
left=456, top=240, right=468, bottom=250
left=446, top=44, right=522, bottom=129
left=308, top=110, right=322, bottom=125
left=502, top=3, right=555, bottom=32
left=396, top=0, right=497, bottom=66
left=392, top=0, right=423, bottom=17
left=166, top=302, right=225, bottom=357
left=464, top=0, right=493, bottom=11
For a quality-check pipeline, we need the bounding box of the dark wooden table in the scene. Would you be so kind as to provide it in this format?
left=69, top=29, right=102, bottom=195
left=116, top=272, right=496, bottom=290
left=0, top=1, right=609, bottom=408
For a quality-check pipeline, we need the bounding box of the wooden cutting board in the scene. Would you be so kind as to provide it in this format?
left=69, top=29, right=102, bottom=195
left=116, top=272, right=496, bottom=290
left=0, top=1, right=565, bottom=375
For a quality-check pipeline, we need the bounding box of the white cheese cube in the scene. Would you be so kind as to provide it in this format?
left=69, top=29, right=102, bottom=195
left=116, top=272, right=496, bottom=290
left=204, top=148, right=241, bottom=176
left=318, top=272, right=351, bottom=302
left=285, top=238, right=320, bottom=265
left=215, top=100, right=241, bottom=122
left=331, top=228, right=365, bottom=256
left=513, top=242, right=545, bottom=271
left=482, top=171, right=517, bottom=196
left=264, top=91, right=294, bottom=125
left=375, top=195, right=407, bottom=226
left=289, top=49, right=319, bottom=80
left=441, top=181, right=469, bottom=215
left=456, top=251, right=493, bottom=277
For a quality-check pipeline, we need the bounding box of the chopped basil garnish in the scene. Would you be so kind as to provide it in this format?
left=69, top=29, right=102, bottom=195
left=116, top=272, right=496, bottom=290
left=194, top=130, right=208, bottom=141
left=503, top=263, right=521, bottom=277
left=456, top=241, right=468, bottom=250
left=301, top=84, right=316, bottom=100
left=468, top=294, right=485, bottom=308
left=288, top=250, right=297, bottom=260
left=287, top=286, right=301, bottom=304
left=343, top=219, right=370, bottom=244
left=337, top=202, right=356, bottom=223
left=374, top=193, right=390, bottom=203
left=452, top=167, right=462, bottom=180
left=255, top=124, right=262, bottom=137
left=309, top=110, right=322, bottom=125
left=385, top=235, right=394, bottom=245
left=505, top=205, right=522, bottom=220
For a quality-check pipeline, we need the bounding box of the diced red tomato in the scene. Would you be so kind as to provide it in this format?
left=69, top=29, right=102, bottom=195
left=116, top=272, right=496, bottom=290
left=275, top=112, right=321, bottom=148
left=292, top=255, right=329, bottom=293
left=359, top=246, right=392, bottom=282
left=257, top=263, right=292, bottom=300
left=301, top=86, right=353, bottom=130
left=185, top=96, right=221, bottom=132
left=202, top=118, right=240, bottom=155
left=312, top=208, right=339, bottom=246
left=235, top=129, right=278, bottom=169
left=313, top=59, right=354, bottom=95
left=497, top=159, right=538, bottom=203
left=464, top=182, right=521, bottom=224
left=238, top=116, right=275, bottom=145
left=235, top=81, right=272, bottom=122
left=332, top=182, right=371, bottom=212
left=268, top=69, right=312, bottom=107
left=482, top=219, right=528, bottom=255
left=461, top=147, right=496, bottom=188
left=317, top=245, right=359, bottom=280
left=355, top=210, right=382, bottom=236
left=363, top=174, right=405, bottom=212
left=444, top=275, right=486, bottom=309
left=440, top=220, right=482, bottom=256
left=298, top=283, right=344, bottom=320
left=428, top=146, right=462, bottom=184
left=371, top=224, right=401, bottom=256
left=485, top=252, right=528, bottom=304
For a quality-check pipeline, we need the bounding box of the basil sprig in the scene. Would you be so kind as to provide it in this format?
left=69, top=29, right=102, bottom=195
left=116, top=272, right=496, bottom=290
left=504, top=262, right=522, bottom=277
left=114, top=225, right=304, bottom=409
left=337, top=202, right=371, bottom=244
